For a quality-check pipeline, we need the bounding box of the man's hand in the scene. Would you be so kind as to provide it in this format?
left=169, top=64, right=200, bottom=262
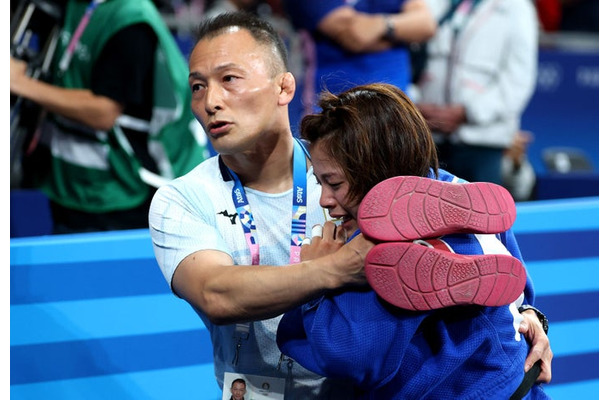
left=10, top=56, right=30, bottom=95
left=417, top=103, right=466, bottom=135
left=300, top=221, right=374, bottom=288
left=519, top=309, right=553, bottom=383
left=300, top=222, right=348, bottom=261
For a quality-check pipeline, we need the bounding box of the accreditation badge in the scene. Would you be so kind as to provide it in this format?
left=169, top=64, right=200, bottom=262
left=223, top=372, right=285, bottom=399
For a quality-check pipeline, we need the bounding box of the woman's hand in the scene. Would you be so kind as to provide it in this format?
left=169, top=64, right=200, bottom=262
left=519, top=309, right=553, bottom=383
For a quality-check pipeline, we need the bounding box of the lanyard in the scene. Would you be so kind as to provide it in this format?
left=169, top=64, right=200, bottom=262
left=226, top=138, right=309, bottom=265
left=347, top=228, right=361, bottom=243
left=58, top=0, right=106, bottom=73
left=441, top=0, right=482, bottom=35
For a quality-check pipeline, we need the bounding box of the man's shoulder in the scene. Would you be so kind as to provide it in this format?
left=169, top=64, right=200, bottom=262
left=155, top=156, right=227, bottom=199
left=150, top=156, right=235, bottom=225
left=180, top=156, right=223, bottom=183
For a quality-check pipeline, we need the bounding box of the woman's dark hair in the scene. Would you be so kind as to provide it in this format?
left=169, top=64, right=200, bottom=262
left=301, top=83, right=439, bottom=205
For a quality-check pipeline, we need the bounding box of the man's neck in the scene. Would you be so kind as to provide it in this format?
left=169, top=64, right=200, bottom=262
left=221, top=136, right=296, bottom=193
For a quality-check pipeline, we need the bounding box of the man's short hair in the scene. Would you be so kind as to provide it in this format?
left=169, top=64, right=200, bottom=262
left=196, top=11, right=289, bottom=75
left=231, top=378, right=246, bottom=387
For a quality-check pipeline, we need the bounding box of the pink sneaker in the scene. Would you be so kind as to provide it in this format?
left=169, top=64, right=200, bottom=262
left=365, top=241, right=526, bottom=311
left=358, top=176, right=516, bottom=242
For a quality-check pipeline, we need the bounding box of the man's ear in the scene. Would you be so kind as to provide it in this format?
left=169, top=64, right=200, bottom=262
left=278, top=72, right=296, bottom=106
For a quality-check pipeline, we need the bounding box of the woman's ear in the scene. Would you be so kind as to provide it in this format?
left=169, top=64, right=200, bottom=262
left=278, top=72, right=296, bottom=106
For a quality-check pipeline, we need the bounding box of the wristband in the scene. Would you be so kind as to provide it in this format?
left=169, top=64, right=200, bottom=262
left=518, top=305, right=549, bottom=335
left=383, top=15, right=396, bottom=42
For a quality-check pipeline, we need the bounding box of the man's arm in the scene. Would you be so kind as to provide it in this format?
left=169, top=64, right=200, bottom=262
left=10, top=57, right=123, bottom=131
left=172, top=223, right=373, bottom=325
left=317, top=0, right=436, bottom=53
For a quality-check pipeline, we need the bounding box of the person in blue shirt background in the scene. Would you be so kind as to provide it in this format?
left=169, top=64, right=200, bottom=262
left=282, top=0, right=436, bottom=113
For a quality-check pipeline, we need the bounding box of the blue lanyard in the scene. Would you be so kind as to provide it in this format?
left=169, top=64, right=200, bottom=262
left=226, top=138, right=309, bottom=265
left=346, top=229, right=361, bottom=243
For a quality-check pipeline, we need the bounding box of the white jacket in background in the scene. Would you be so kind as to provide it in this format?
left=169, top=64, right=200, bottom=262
left=417, top=0, right=538, bottom=148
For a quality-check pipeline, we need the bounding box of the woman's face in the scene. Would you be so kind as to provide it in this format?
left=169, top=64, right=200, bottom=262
left=310, top=144, right=360, bottom=237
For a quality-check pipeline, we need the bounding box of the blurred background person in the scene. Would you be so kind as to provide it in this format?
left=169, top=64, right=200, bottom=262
left=10, top=0, right=209, bottom=234
left=282, top=0, right=437, bottom=113
left=502, top=130, right=537, bottom=202
left=415, top=0, right=538, bottom=185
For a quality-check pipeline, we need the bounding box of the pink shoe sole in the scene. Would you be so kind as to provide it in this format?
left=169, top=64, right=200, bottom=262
left=365, top=242, right=526, bottom=311
left=358, top=176, right=516, bottom=241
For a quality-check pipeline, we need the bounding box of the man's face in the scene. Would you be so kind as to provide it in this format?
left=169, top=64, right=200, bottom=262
left=188, top=28, right=284, bottom=155
left=230, top=381, right=246, bottom=400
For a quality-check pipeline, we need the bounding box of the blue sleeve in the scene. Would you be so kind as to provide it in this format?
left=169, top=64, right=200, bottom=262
left=282, top=0, right=346, bottom=31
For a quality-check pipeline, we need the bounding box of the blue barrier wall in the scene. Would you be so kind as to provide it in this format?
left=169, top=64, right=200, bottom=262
left=522, top=47, right=599, bottom=174
left=10, top=197, right=599, bottom=399
left=520, top=46, right=599, bottom=201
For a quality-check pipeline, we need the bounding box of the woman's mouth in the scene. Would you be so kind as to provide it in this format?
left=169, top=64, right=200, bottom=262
left=339, top=215, right=357, bottom=234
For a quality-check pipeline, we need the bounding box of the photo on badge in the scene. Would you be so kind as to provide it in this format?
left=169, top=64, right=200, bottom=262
left=222, top=372, right=285, bottom=400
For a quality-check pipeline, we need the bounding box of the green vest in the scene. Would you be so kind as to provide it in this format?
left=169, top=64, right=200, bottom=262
left=42, top=0, right=209, bottom=213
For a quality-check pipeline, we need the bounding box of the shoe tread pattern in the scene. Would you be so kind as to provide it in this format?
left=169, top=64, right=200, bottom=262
left=358, top=176, right=516, bottom=241
left=365, top=242, right=527, bottom=311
